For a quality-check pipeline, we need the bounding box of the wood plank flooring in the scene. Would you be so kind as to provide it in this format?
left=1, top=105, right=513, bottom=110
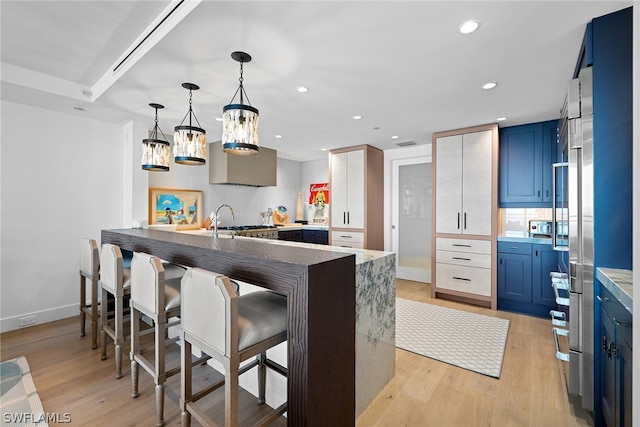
left=1, top=279, right=594, bottom=426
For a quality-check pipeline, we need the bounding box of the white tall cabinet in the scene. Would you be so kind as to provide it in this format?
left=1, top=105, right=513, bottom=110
left=432, top=124, right=498, bottom=309
left=330, top=145, right=383, bottom=250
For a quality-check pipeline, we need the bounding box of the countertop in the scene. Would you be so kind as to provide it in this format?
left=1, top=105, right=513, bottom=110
left=178, top=228, right=390, bottom=264
left=277, top=223, right=329, bottom=231
left=498, top=232, right=553, bottom=245
left=596, top=267, right=633, bottom=315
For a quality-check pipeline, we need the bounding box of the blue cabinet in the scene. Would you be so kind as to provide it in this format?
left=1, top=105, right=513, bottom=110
left=532, top=244, right=558, bottom=307
left=596, top=283, right=633, bottom=427
left=498, top=241, right=559, bottom=317
left=499, top=120, right=559, bottom=207
left=497, top=243, right=532, bottom=303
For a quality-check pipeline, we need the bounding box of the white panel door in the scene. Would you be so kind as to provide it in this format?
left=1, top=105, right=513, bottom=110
left=346, top=149, right=365, bottom=228
left=462, top=130, right=492, bottom=236
left=435, top=135, right=463, bottom=234
left=330, top=152, right=348, bottom=227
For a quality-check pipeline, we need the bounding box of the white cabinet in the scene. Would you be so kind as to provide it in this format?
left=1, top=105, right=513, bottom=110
left=331, top=149, right=365, bottom=229
left=435, top=130, right=492, bottom=236
left=432, top=124, right=498, bottom=309
left=329, top=145, right=384, bottom=250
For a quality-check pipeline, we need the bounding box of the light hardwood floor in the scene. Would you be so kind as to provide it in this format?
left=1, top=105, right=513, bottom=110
left=1, top=279, right=594, bottom=426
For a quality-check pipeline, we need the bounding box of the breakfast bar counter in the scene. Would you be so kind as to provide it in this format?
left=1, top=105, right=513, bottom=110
left=102, top=228, right=357, bottom=425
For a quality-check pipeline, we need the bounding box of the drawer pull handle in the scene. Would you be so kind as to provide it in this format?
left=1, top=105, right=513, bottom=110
left=510, top=246, right=518, bottom=249
left=613, top=318, right=630, bottom=327
left=452, top=244, right=472, bottom=247
left=452, top=276, right=471, bottom=282
left=339, top=235, right=352, bottom=238
left=552, top=327, right=570, bottom=362
left=452, top=257, right=471, bottom=261
left=596, top=295, right=609, bottom=303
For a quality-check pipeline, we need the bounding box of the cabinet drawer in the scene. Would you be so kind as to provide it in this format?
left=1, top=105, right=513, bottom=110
left=331, top=231, right=364, bottom=243
left=436, top=263, right=491, bottom=296
left=331, top=239, right=364, bottom=249
left=498, top=241, right=532, bottom=255
left=436, top=238, right=491, bottom=254
left=436, top=250, right=491, bottom=269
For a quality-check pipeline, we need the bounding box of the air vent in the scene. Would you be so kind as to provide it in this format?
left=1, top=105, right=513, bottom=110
left=395, top=140, right=416, bottom=147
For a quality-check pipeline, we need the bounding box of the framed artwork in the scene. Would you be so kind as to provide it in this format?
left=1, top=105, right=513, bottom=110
left=148, top=188, right=203, bottom=230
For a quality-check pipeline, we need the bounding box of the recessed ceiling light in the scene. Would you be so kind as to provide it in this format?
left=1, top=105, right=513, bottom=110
left=297, top=86, right=309, bottom=93
left=215, top=117, right=223, bottom=121
left=391, top=135, right=399, bottom=139
left=321, top=148, right=328, bottom=151
left=373, top=126, right=380, bottom=130
left=496, top=117, right=508, bottom=121
left=353, top=115, right=362, bottom=120
left=275, top=134, right=282, bottom=138
left=458, top=20, right=480, bottom=34
left=482, top=82, right=497, bottom=90
left=82, top=89, right=92, bottom=97
left=73, top=106, right=85, bottom=111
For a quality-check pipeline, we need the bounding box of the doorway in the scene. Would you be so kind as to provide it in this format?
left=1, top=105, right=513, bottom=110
left=391, top=157, right=431, bottom=282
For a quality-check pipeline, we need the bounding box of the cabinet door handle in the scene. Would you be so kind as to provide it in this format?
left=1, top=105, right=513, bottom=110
left=452, top=276, right=471, bottom=282
left=347, top=212, right=350, bottom=224
left=538, top=190, right=541, bottom=197
left=535, top=250, right=538, bottom=256
left=343, top=212, right=346, bottom=224
left=464, top=212, right=467, bottom=229
left=457, top=213, right=460, bottom=229
left=596, top=295, right=609, bottom=303
left=452, top=257, right=471, bottom=261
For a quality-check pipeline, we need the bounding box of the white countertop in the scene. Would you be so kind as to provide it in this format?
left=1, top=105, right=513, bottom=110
left=177, top=229, right=390, bottom=264
left=596, top=267, right=633, bottom=314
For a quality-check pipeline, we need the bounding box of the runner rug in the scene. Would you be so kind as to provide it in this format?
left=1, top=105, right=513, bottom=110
left=396, top=298, right=510, bottom=378
left=1, top=356, right=49, bottom=426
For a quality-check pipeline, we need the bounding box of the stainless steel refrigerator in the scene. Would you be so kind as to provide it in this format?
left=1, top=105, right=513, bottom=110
left=557, top=66, right=594, bottom=411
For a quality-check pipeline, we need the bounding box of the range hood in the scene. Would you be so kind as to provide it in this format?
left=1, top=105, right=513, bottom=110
left=208, top=141, right=277, bottom=187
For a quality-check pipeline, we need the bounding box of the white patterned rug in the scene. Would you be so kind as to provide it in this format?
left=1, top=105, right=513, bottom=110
left=1, top=356, right=49, bottom=426
left=396, top=298, right=510, bottom=378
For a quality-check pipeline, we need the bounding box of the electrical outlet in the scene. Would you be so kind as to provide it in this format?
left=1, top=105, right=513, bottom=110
left=18, top=315, right=37, bottom=327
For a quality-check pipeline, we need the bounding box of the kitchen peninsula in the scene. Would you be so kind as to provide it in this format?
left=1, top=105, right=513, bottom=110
left=101, top=228, right=395, bottom=425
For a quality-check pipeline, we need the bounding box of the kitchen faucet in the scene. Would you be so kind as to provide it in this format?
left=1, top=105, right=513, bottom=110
left=212, top=204, right=234, bottom=238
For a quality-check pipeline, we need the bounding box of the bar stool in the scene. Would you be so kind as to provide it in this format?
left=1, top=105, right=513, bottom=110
left=79, top=238, right=100, bottom=349
left=129, top=252, right=203, bottom=426
left=99, top=243, right=132, bottom=378
left=180, top=268, right=288, bottom=427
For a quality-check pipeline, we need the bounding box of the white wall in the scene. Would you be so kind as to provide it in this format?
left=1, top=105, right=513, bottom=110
left=148, top=150, right=302, bottom=226
left=0, top=104, right=310, bottom=332
left=0, top=101, right=130, bottom=331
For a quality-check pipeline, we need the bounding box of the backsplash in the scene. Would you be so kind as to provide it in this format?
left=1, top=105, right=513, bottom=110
left=499, top=208, right=553, bottom=236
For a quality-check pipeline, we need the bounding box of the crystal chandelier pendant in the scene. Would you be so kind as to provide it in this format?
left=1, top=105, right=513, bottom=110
left=174, top=83, right=206, bottom=165
left=141, top=103, right=170, bottom=172
left=222, top=51, right=259, bottom=155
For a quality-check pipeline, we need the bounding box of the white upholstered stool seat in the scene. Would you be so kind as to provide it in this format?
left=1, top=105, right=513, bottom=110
left=129, top=252, right=205, bottom=426
left=180, top=268, right=288, bottom=427
left=79, top=238, right=100, bottom=349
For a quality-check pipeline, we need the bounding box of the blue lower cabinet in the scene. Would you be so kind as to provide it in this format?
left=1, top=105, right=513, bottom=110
left=497, top=241, right=558, bottom=317
left=596, top=282, right=633, bottom=427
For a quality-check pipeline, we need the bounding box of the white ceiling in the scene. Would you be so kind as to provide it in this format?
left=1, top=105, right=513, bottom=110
left=0, top=0, right=632, bottom=162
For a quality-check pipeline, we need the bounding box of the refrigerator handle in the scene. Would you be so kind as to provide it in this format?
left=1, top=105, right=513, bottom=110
left=552, top=162, right=568, bottom=251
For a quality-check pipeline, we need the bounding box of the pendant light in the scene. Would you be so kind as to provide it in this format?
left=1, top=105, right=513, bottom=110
left=222, top=51, right=259, bottom=155
left=174, top=83, right=206, bottom=165
left=141, top=103, right=170, bottom=172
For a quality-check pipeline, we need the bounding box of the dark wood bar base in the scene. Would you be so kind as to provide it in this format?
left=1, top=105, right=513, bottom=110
left=102, top=229, right=356, bottom=426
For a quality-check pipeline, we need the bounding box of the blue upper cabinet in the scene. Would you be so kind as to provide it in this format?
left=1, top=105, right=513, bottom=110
left=499, top=119, right=559, bottom=207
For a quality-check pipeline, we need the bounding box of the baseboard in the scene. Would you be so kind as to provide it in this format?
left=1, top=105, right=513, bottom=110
left=0, top=304, right=78, bottom=333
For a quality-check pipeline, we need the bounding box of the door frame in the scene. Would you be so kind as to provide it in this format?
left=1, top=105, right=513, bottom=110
left=391, top=155, right=431, bottom=282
